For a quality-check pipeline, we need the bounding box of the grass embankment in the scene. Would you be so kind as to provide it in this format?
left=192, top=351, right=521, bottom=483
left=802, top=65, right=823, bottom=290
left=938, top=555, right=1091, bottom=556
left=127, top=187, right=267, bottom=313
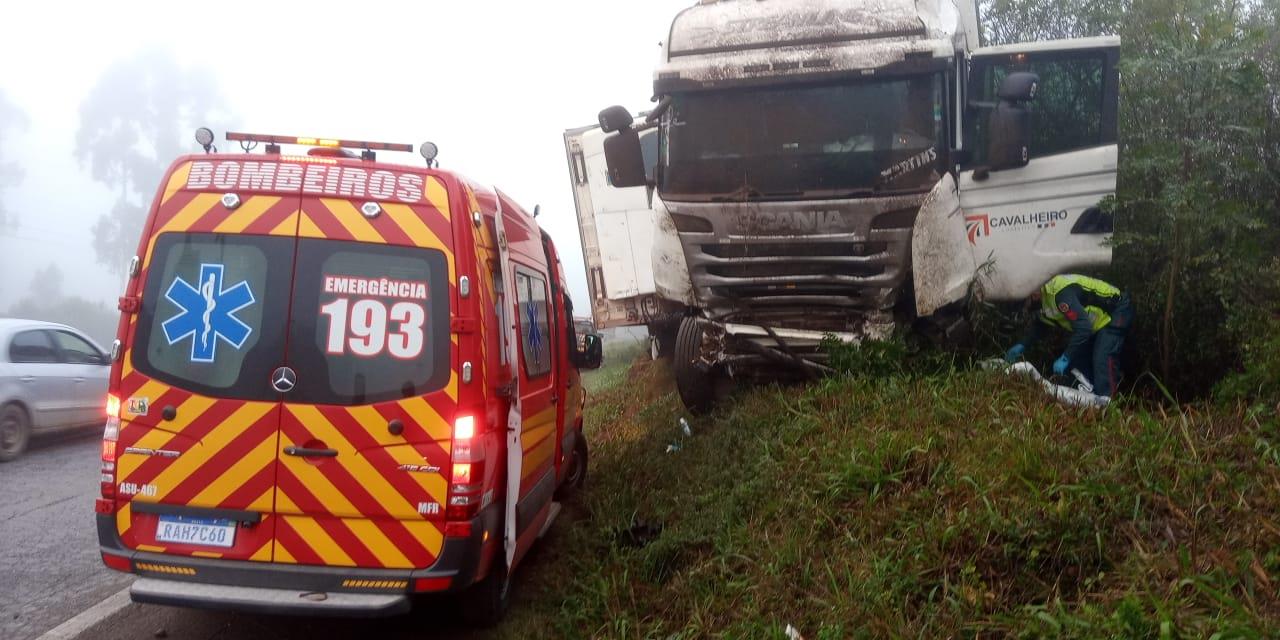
left=497, top=355, right=1280, bottom=639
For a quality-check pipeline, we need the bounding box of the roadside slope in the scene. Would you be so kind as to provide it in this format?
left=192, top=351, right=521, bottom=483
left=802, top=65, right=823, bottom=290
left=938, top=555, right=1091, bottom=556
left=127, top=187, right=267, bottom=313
left=501, top=356, right=1280, bottom=638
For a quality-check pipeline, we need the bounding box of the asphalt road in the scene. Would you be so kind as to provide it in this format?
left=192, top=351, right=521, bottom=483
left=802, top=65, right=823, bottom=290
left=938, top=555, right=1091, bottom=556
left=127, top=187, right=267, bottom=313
left=6, top=431, right=552, bottom=640
left=70, top=598, right=491, bottom=640
left=0, top=428, right=134, bottom=640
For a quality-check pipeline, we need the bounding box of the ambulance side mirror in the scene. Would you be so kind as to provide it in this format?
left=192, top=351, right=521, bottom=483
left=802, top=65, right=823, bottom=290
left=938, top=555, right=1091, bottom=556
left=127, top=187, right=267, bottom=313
left=578, top=334, right=604, bottom=370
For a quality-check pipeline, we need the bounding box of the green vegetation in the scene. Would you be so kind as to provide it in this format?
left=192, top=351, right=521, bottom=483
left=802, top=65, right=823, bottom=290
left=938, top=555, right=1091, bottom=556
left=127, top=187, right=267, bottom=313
left=494, top=354, right=1279, bottom=638
left=982, top=0, right=1280, bottom=402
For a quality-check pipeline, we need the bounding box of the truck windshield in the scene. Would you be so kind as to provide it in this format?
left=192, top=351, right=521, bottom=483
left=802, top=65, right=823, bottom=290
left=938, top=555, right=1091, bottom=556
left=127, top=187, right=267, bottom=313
left=660, top=74, right=946, bottom=201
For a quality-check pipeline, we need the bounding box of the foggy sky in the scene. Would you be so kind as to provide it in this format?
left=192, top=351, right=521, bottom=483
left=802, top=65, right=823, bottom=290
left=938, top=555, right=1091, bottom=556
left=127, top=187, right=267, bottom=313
left=0, top=0, right=694, bottom=313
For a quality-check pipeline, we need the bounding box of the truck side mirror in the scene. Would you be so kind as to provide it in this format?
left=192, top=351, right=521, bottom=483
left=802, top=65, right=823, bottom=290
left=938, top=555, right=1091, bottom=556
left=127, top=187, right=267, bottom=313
left=598, top=106, right=635, bottom=134
left=578, top=333, right=604, bottom=370
left=987, top=72, right=1039, bottom=171
left=603, top=130, right=649, bottom=188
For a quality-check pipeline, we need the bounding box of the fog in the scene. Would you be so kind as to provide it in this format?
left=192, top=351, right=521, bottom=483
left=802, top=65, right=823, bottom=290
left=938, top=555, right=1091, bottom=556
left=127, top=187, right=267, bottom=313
left=0, top=0, right=693, bottom=338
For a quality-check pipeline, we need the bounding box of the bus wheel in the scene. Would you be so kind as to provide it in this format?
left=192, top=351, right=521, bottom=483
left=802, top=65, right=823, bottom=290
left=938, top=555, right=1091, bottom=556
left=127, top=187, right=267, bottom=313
left=460, top=554, right=511, bottom=628
left=674, top=317, right=718, bottom=414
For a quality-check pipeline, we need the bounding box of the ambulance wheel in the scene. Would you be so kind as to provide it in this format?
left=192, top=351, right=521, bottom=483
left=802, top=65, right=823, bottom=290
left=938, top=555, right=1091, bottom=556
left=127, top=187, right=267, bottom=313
left=460, top=554, right=511, bottom=627
left=556, top=435, right=588, bottom=500
left=674, top=317, right=717, bottom=414
left=0, top=404, right=31, bottom=463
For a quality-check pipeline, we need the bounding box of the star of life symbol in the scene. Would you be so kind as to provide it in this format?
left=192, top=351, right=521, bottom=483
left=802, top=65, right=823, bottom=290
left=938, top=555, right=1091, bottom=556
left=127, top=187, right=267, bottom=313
left=525, top=300, right=542, bottom=366
left=162, top=264, right=256, bottom=363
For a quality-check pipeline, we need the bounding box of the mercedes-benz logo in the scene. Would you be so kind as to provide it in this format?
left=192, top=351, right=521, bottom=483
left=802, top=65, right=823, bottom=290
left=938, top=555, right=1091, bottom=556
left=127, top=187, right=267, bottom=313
left=271, top=367, right=297, bottom=393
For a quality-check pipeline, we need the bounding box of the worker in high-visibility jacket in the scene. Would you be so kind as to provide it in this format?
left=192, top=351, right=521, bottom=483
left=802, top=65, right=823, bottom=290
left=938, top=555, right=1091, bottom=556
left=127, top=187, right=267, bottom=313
left=1005, top=274, right=1134, bottom=398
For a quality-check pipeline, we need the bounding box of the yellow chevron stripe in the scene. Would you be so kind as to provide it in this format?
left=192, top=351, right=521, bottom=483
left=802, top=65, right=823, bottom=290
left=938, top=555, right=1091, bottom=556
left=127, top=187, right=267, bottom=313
left=444, top=371, right=458, bottom=403
left=342, top=519, right=412, bottom=569
left=298, top=211, right=325, bottom=238
left=270, top=211, right=300, bottom=236
left=381, top=444, right=449, bottom=506
left=285, top=405, right=420, bottom=519
left=274, top=540, right=297, bottom=564
left=117, top=395, right=221, bottom=484
left=116, top=501, right=133, bottom=538
left=321, top=198, right=382, bottom=243
left=425, top=177, right=451, bottom=220
left=213, top=195, right=281, bottom=234
left=396, top=397, right=451, bottom=442
left=275, top=452, right=360, bottom=517
left=163, top=395, right=219, bottom=434
left=402, top=520, right=444, bottom=559
left=187, top=436, right=278, bottom=510
left=161, top=164, right=193, bottom=206
left=146, top=403, right=274, bottom=504
left=159, top=193, right=223, bottom=234
left=381, top=203, right=456, bottom=282
left=382, top=203, right=449, bottom=251
left=249, top=538, right=273, bottom=562
left=283, top=516, right=355, bottom=567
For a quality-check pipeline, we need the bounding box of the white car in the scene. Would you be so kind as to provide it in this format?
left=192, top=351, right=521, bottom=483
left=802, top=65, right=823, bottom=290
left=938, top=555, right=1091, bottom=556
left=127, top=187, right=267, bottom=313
left=0, top=318, right=110, bottom=461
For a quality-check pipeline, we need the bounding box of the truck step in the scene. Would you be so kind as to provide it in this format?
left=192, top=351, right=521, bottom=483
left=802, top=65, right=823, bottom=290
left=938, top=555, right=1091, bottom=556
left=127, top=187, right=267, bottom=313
left=538, top=502, right=562, bottom=539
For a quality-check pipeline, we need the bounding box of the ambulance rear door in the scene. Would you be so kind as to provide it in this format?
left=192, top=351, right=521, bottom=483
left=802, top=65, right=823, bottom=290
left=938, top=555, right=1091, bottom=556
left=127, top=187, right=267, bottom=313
left=271, top=172, right=459, bottom=570
left=115, top=158, right=304, bottom=563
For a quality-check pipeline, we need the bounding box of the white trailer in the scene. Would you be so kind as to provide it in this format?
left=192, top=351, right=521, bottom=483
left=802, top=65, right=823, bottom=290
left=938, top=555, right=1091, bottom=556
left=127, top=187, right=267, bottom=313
left=564, top=123, right=683, bottom=347
left=596, top=0, right=1121, bottom=411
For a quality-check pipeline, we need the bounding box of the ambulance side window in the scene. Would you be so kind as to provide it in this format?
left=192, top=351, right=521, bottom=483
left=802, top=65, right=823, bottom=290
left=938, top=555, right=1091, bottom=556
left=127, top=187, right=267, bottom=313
left=515, top=270, right=552, bottom=378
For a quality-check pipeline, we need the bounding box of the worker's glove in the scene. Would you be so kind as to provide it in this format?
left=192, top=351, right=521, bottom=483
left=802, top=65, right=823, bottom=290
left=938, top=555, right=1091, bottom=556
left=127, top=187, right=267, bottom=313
left=1052, top=355, right=1070, bottom=376
left=1004, top=344, right=1026, bottom=364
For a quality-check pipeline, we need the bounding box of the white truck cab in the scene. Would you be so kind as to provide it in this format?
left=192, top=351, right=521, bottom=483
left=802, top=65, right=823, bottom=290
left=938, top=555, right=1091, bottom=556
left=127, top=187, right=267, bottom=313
left=597, top=0, right=1120, bottom=411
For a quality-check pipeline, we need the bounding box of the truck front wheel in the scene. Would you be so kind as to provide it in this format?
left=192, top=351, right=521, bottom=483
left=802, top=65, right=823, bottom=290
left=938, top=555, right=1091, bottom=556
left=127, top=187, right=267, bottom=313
left=674, top=317, right=723, bottom=414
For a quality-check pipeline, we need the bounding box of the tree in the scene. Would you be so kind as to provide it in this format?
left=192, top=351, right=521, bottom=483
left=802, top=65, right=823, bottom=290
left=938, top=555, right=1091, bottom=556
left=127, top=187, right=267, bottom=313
left=4, top=264, right=120, bottom=346
left=979, top=0, right=1127, bottom=45
left=75, top=48, right=229, bottom=273
left=0, top=89, right=26, bottom=231
left=982, top=0, right=1280, bottom=399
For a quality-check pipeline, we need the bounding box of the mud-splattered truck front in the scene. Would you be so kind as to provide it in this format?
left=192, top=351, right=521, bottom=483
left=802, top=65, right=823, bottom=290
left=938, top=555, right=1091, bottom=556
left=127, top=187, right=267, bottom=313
left=596, top=0, right=1121, bottom=412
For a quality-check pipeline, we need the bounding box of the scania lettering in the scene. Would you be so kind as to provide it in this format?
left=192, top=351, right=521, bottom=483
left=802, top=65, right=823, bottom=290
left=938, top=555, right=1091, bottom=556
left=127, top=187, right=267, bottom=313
left=595, top=0, right=1121, bottom=411
left=96, top=130, right=602, bottom=625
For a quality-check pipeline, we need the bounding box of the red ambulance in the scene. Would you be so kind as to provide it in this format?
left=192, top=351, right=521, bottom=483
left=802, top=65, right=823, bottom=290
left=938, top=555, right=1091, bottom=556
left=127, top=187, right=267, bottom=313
left=95, top=130, right=601, bottom=625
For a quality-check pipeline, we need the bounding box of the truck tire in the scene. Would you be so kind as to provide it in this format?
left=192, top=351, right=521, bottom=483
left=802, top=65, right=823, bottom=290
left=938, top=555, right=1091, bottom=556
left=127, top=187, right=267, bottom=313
left=0, top=404, right=31, bottom=463
left=674, top=317, right=717, bottom=414
left=460, top=554, right=512, bottom=627
left=649, top=323, right=678, bottom=360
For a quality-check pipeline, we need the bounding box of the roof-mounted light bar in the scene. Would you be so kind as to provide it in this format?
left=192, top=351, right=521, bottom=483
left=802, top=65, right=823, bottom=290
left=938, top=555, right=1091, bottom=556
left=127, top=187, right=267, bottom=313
left=225, top=132, right=414, bottom=153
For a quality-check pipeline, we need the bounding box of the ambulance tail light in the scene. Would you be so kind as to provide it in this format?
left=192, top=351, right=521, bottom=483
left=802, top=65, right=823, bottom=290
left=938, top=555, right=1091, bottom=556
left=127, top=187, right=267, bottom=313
left=446, top=414, right=485, bottom=529
left=100, top=394, right=120, bottom=503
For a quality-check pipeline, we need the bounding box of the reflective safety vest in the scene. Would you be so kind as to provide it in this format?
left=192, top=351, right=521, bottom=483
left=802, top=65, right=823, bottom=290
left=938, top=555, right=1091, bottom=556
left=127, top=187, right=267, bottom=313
left=1040, top=274, right=1121, bottom=333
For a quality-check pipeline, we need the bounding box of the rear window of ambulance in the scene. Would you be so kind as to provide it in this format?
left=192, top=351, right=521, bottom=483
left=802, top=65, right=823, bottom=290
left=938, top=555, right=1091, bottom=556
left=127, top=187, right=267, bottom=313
left=286, top=239, right=451, bottom=406
left=134, top=233, right=293, bottom=401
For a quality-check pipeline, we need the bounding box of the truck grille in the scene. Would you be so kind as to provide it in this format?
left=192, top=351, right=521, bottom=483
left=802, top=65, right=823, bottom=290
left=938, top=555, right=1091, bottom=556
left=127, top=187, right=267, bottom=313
left=672, top=202, right=922, bottom=317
